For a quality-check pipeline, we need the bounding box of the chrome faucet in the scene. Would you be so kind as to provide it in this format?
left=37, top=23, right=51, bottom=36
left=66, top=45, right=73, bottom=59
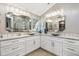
left=0, top=34, right=3, bottom=38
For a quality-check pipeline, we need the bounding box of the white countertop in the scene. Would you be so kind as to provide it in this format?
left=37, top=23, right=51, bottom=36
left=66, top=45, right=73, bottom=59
left=41, top=33, right=79, bottom=40
left=0, top=33, right=40, bottom=41
left=0, top=32, right=79, bottom=41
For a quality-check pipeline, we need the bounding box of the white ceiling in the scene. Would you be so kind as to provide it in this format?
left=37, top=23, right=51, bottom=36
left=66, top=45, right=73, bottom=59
left=7, top=3, right=55, bottom=16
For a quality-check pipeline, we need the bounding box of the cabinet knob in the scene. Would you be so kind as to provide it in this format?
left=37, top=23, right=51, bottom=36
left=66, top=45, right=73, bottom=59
left=33, top=40, right=36, bottom=45
left=51, top=42, right=54, bottom=47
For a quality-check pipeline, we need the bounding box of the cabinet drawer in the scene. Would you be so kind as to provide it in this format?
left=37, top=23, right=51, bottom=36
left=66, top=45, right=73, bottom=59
left=1, top=45, right=13, bottom=55
left=1, top=39, right=19, bottom=46
left=1, top=41, right=12, bottom=46
left=18, top=49, right=26, bottom=56
left=18, top=42, right=25, bottom=48
left=4, top=51, right=19, bottom=56
left=18, top=38, right=25, bottom=42
left=64, top=39, right=79, bottom=46
left=63, top=49, right=77, bottom=56
left=1, top=47, right=25, bottom=56
left=63, top=44, right=79, bottom=55
left=1, top=43, right=19, bottom=55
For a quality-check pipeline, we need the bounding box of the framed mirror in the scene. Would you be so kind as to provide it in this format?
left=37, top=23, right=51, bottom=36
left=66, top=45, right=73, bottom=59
left=44, top=10, right=65, bottom=33
left=5, top=12, right=31, bottom=32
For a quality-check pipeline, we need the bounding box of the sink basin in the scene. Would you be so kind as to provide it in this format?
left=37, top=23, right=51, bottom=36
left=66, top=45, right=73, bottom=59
left=29, top=33, right=34, bottom=35
left=52, top=33, right=59, bottom=36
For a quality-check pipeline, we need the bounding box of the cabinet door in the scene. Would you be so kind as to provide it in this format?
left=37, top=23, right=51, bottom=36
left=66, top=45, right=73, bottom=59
left=54, top=41, right=63, bottom=56
left=41, top=36, right=52, bottom=52
left=26, top=37, right=34, bottom=54
left=48, top=39, right=54, bottom=53
left=33, top=36, right=40, bottom=49
left=18, top=38, right=26, bottom=56
left=41, top=36, right=48, bottom=49
left=50, top=37, right=63, bottom=56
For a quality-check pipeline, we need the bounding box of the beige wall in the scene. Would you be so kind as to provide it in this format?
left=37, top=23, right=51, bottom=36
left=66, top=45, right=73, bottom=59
left=0, top=4, right=8, bottom=33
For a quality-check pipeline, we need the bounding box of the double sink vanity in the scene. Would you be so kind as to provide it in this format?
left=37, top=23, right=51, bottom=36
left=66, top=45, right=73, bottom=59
left=0, top=32, right=79, bottom=56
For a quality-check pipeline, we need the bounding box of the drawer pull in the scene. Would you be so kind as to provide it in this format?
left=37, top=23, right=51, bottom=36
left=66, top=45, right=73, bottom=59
left=66, top=41, right=75, bottom=43
left=51, top=42, right=54, bottom=47
left=67, top=48, right=75, bottom=52
left=33, top=41, right=36, bottom=45
left=12, top=47, right=18, bottom=50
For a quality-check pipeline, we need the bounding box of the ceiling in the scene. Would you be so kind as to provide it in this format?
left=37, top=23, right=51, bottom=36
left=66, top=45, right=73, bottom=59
left=7, top=3, right=55, bottom=16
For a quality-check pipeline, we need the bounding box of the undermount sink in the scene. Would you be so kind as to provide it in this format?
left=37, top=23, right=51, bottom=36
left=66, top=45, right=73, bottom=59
left=52, top=33, right=59, bottom=36
left=29, top=33, right=34, bottom=35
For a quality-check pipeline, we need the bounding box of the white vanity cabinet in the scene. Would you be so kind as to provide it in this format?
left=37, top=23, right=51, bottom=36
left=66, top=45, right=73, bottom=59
left=41, top=36, right=52, bottom=51
left=63, top=39, right=79, bottom=56
left=41, top=36, right=63, bottom=56
left=25, top=36, right=40, bottom=54
left=33, top=36, right=40, bottom=50
left=0, top=39, right=20, bottom=56
left=0, top=35, right=40, bottom=56
left=41, top=36, right=55, bottom=54
left=25, top=37, right=35, bottom=54
left=17, top=38, right=26, bottom=56
left=52, top=37, right=63, bottom=56
left=0, top=38, right=26, bottom=56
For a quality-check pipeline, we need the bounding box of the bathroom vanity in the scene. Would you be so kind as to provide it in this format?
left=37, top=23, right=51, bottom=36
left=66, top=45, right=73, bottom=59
left=0, top=33, right=79, bottom=56
left=0, top=33, right=40, bottom=56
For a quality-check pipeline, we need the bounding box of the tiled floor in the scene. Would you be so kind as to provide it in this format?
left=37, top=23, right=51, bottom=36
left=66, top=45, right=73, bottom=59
left=27, top=48, right=56, bottom=56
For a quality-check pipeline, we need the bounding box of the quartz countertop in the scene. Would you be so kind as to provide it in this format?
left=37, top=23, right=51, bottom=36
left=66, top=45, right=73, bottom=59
left=0, top=32, right=79, bottom=41
left=41, top=33, right=79, bottom=40
left=0, top=33, right=40, bottom=41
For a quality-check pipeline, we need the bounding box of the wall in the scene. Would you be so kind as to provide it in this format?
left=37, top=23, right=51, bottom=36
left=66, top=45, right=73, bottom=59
left=1, top=3, right=79, bottom=33
left=0, top=4, right=40, bottom=33
left=0, top=4, right=8, bottom=33
left=41, top=3, right=79, bottom=33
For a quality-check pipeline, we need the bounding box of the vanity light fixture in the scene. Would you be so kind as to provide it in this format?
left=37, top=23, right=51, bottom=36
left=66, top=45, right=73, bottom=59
left=29, top=20, right=32, bottom=22
left=10, top=7, right=14, bottom=12
left=46, top=19, right=52, bottom=22
left=46, top=14, right=50, bottom=17
left=51, top=13, right=55, bottom=16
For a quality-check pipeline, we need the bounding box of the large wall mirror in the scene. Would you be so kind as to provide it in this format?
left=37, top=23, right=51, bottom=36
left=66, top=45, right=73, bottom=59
left=5, top=12, right=32, bottom=32
left=44, top=9, right=65, bottom=33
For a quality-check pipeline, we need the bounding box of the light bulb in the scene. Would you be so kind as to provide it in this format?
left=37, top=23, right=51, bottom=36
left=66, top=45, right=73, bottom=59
left=51, top=13, right=55, bottom=16
left=54, top=12, right=57, bottom=16
left=57, top=10, right=60, bottom=15
left=46, top=14, right=51, bottom=17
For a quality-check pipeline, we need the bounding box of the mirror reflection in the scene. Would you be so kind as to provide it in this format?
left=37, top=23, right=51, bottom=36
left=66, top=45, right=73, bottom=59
left=5, top=12, right=32, bottom=32
left=5, top=9, right=65, bottom=33
left=43, top=9, right=65, bottom=33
